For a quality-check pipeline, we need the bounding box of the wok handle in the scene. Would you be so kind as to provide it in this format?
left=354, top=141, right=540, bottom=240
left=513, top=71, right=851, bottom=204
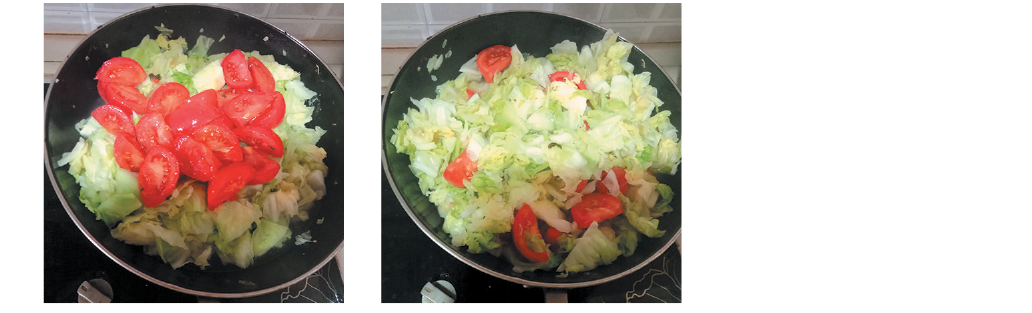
left=544, top=289, right=569, bottom=303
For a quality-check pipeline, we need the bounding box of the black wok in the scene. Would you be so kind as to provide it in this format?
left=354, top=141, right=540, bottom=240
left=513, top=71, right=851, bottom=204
left=44, top=4, right=346, bottom=298
left=381, top=11, right=682, bottom=289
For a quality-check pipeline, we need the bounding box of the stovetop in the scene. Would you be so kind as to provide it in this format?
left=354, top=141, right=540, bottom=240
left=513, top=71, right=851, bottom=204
left=380, top=169, right=682, bottom=303
left=43, top=84, right=345, bottom=303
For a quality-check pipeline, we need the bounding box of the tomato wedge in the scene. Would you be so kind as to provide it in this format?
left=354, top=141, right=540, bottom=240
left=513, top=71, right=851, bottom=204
left=223, top=91, right=274, bottom=127
left=549, top=70, right=587, bottom=90
left=165, top=99, right=222, bottom=137
left=476, top=45, right=512, bottom=84
left=248, top=91, right=285, bottom=129
left=443, top=150, right=477, bottom=188
left=465, top=88, right=475, bottom=100
left=191, top=123, right=243, bottom=162
left=248, top=56, right=276, bottom=93
left=138, top=146, right=180, bottom=208
left=113, top=133, right=145, bottom=172
left=512, top=204, right=550, bottom=263
left=173, top=136, right=222, bottom=182
left=147, top=82, right=190, bottom=115
left=95, top=56, right=146, bottom=86
left=222, top=49, right=253, bottom=90
left=241, top=146, right=280, bottom=185
left=184, top=89, right=218, bottom=108
left=207, top=162, right=256, bottom=210
left=216, top=88, right=242, bottom=108
left=234, top=126, right=284, bottom=158
left=91, top=104, right=135, bottom=137
left=596, top=167, right=629, bottom=195
left=543, top=226, right=563, bottom=247
left=135, top=112, right=174, bottom=152
left=570, top=193, right=623, bottom=228
left=99, top=81, right=149, bottom=114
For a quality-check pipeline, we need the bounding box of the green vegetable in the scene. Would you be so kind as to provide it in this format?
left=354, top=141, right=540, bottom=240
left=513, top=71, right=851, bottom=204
left=389, top=29, right=680, bottom=274
left=59, top=27, right=329, bottom=270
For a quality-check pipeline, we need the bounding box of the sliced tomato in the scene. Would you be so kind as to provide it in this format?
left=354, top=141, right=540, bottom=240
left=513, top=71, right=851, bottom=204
left=543, top=226, right=563, bottom=247
left=571, top=193, right=623, bottom=229
left=216, top=88, right=242, bottom=108
left=173, top=136, right=222, bottom=182
left=575, top=179, right=588, bottom=193
left=476, top=45, right=512, bottom=84
left=99, top=81, right=149, bottom=114
left=184, top=89, right=218, bottom=108
left=222, top=49, right=253, bottom=90
left=135, top=112, right=174, bottom=152
left=596, top=167, right=629, bottom=195
left=91, top=104, right=135, bottom=137
left=191, top=123, right=243, bottom=162
left=248, top=91, right=285, bottom=129
left=248, top=56, right=276, bottom=92
left=443, top=150, right=477, bottom=188
left=165, top=100, right=222, bottom=137
left=584, top=120, right=590, bottom=130
left=138, top=146, right=180, bottom=208
left=465, top=88, right=475, bottom=100
left=207, top=162, right=256, bottom=210
left=233, top=126, right=284, bottom=158
left=223, top=91, right=274, bottom=127
left=549, top=70, right=587, bottom=90
left=113, top=133, right=145, bottom=172
left=512, top=203, right=550, bottom=263
left=208, top=114, right=236, bottom=132
left=241, top=146, right=280, bottom=185
left=95, top=56, right=146, bottom=86
left=147, top=82, right=190, bottom=115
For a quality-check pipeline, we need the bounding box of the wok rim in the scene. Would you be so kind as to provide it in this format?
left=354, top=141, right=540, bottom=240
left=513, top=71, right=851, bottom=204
left=380, top=10, right=682, bottom=289
left=43, top=3, right=347, bottom=299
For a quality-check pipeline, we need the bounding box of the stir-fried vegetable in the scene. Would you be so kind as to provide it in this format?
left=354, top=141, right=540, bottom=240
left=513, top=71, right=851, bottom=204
left=390, top=30, right=680, bottom=274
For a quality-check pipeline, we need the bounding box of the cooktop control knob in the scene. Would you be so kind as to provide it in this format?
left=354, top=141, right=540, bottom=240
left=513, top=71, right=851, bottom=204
left=420, top=280, right=456, bottom=303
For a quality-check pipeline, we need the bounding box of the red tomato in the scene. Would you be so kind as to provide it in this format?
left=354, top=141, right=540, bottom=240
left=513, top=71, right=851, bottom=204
left=465, top=88, right=475, bottom=100
left=241, top=146, right=280, bottom=185
left=191, top=123, right=242, bottom=162
left=543, top=226, right=563, bottom=247
left=476, top=45, right=512, bottom=84
left=207, top=162, right=256, bottom=210
left=135, top=112, right=174, bottom=152
left=223, top=91, right=274, bottom=127
left=443, top=150, right=477, bottom=188
left=571, top=193, right=624, bottom=228
left=584, top=120, right=590, bottom=130
left=208, top=114, right=235, bottom=132
left=184, top=89, right=218, bottom=108
left=165, top=100, right=222, bottom=137
left=99, top=81, right=149, bottom=114
left=596, top=167, right=629, bottom=195
left=233, top=126, right=284, bottom=158
left=138, top=146, right=180, bottom=208
left=95, top=57, right=146, bottom=86
left=147, top=82, right=190, bottom=115
left=216, top=88, right=242, bottom=108
left=575, top=179, right=588, bottom=193
left=113, top=133, right=145, bottom=172
left=91, top=104, right=135, bottom=137
left=248, top=91, right=285, bottom=129
left=549, top=70, right=587, bottom=90
left=247, top=56, right=276, bottom=92
left=222, top=50, right=253, bottom=90
left=173, top=136, right=222, bottom=182
left=512, top=204, right=550, bottom=263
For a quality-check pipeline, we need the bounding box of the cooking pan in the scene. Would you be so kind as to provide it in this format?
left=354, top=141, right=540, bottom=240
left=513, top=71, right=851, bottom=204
left=381, top=11, right=682, bottom=290
left=44, top=4, right=347, bottom=298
